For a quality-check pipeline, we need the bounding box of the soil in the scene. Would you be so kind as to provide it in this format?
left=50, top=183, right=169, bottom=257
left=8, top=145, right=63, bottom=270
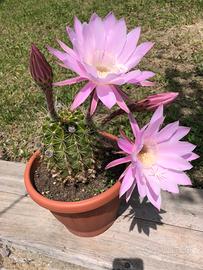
left=33, top=148, right=125, bottom=202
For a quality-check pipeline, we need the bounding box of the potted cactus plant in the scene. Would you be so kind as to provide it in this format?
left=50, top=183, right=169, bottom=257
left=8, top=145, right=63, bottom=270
left=24, top=12, right=198, bottom=237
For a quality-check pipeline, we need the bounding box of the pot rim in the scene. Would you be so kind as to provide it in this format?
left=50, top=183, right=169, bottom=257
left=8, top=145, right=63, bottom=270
left=24, top=150, right=121, bottom=213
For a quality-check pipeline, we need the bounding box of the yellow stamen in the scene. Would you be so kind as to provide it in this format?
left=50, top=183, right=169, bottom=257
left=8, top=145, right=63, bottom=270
left=138, top=145, right=155, bottom=167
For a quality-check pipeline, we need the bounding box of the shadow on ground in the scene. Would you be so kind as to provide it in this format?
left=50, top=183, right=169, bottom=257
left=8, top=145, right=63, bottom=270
left=0, top=194, right=27, bottom=217
left=118, top=190, right=165, bottom=236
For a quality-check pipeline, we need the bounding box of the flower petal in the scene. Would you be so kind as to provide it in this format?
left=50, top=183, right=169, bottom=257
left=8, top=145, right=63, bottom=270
left=118, top=138, right=134, bottom=154
left=105, top=156, right=131, bottom=170
left=90, top=90, right=99, bottom=116
left=129, top=71, right=155, bottom=84
left=105, top=18, right=127, bottom=57
left=157, top=154, right=193, bottom=171
left=156, top=121, right=179, bottom=143
left=47, top=46, right=67, bottom=61
left=111, top=86, right=130, bottom=113
left=164, top=169, right=192, bottom=186
left=118, top=27, right=141, bottom=63
left=53, top=76, right=86, bottom=86
left=150, top=105, right=164, bottom=124
left=96, top=85, right=116, bottom=109
left=119, top=166, right=135, bottom=197
left=70, top=82, right=95, bottom=110
left=125, top=42, right=154, bottom=69
left=183, top=152, right=199, bottom=161
left=158, top=141, right=196, bottom=156
left=170, top=126, right=191, bottom=142
left=57, top=39, right=77, bottom=58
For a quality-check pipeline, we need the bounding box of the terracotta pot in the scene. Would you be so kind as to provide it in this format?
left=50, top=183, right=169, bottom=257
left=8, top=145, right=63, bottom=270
left=24, top=149, right=121, bottom=237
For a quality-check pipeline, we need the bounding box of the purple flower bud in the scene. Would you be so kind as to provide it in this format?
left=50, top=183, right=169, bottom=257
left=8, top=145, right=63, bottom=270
left=29, top=44, right=58, bottom=120
left=29, top=43, right=53, bottom=89
left=136, top=92, right=179, bottom=110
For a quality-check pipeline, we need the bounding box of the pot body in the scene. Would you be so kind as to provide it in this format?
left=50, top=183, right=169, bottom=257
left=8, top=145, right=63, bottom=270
left=24, top=151, right=121, bottom=237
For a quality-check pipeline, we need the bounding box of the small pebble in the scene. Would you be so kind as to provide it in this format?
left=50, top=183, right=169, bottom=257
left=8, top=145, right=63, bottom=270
left=53, top=181, right=56, bottom=185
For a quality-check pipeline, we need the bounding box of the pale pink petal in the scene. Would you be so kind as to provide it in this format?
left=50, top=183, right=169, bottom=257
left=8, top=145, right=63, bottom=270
left=89, top=12, right=99, bottom=22
left=144, top=117, right=164, bottom=139
left=105, top=18, right=127, bottom=57
left=74, top=16, right=83, bottom=44
left=135, top=164, right=146, bottom=197
left=119, top=164, right=131, bottom=180
left=160, top=180, right=179, bottom=193
left=156, top=121, right=179, bottom=143
left=89, top=16, right=106, bottom=53
left=158, top=141, right=196, bottom=156
left=70, top=82, right=95, bottom=111
left=157, top=154, right=193, bottom=171
left=150, top=105, right=163, bottom=124
left=128, top=113, right=140, bottom=138
left=146, top=180, right=161, bottom=210
left=47, top=46, right=67, bottom=61
left=53, top=76, right=86, bottom=86
left=129, top=71, right=155, bottom=84
left=90, top=90, right=99, bottom=116
left=111, top=86, right=129, bottom=113
left=105, top=156, right=131, bottom=170
left=144, top=171, right=161, bottom=196
left=73, top=17, right=85, bottom=56
left=57, top=39, right=77, bottom=58
left=118, top=138, right=134, bottom=154
left=183, top=152, right=199, bottom=161
left=126, top=181, right=136, bottom=202
left=103, top=12, right=117, bottom=33
left=125, top=42, right=154, bottom=69
left=96, top=85, right=116, bottom=109
left=164, top=169, right=192, bottom=186
left=66, top=26, right=76, bottom=44
left=119, top=166, right=135, bottom=197
left=118, top=27, right=141, bottom=63
left=110, top=70, right=141, bottom=85
left=171, top=126, right=190, bottom=142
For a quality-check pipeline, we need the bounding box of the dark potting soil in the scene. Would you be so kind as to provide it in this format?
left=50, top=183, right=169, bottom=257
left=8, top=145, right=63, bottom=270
left=33, top=151, right=124, bottom=202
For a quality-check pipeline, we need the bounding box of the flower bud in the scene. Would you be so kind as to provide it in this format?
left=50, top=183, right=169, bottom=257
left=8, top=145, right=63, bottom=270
left=136, top=92, right=179, bottom=110
left=29, top=43, right=53, bottom=89
left=29, top=44, right=58, bottom=120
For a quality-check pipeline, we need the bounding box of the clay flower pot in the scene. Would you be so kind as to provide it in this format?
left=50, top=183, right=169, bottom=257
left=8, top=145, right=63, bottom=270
left=24, top=150, right=121, bottom=237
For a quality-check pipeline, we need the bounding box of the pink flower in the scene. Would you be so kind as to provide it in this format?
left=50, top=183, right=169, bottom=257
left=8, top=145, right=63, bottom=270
left=105, top=105, right=199, bottom=210
left=48, top=12, right=155, bottom=115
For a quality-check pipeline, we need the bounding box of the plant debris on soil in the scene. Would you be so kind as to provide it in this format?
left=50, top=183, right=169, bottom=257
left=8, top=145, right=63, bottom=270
left=34, top=148, right=124, bottom=201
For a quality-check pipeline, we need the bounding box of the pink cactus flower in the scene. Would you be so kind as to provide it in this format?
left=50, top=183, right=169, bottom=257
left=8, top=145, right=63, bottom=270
left=106, top=105, right=199, bottom=209
left=48, top=12, right=155, bottom=115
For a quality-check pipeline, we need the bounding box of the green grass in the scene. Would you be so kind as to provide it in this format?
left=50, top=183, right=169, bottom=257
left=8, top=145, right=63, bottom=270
left=0, top=0, right=203, bottom=185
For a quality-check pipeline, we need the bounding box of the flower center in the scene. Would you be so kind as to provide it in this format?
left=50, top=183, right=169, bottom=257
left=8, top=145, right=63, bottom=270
left=85, top=50, right=127, bottom=79
left=96, top=65, right=111, bottom=78
left=138, top=145, right=156, bottom=167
